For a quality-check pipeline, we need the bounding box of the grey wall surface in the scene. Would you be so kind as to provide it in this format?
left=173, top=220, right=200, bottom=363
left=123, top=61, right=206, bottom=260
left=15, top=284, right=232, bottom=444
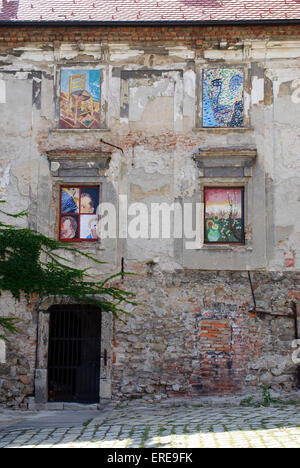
left=0, top=38, right=299, bottom=404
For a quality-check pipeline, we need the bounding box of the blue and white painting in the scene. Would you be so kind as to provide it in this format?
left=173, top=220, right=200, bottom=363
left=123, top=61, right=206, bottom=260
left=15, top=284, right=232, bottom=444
left=203, top=68, right=243, bottom=127
left=60, top=69, right=100, bottom=129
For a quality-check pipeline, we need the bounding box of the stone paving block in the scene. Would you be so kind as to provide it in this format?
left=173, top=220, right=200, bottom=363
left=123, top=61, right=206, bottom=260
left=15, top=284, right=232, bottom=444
left=1, top=404, right=300, bottom=448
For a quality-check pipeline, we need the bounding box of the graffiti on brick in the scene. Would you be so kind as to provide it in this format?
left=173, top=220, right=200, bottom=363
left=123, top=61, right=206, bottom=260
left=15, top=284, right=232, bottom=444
left=202, top=302, right=237, bottom=316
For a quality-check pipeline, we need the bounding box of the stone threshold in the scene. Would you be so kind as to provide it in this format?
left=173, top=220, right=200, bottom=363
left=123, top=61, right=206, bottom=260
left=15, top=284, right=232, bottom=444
left=27, top=399, right=103, bottom=411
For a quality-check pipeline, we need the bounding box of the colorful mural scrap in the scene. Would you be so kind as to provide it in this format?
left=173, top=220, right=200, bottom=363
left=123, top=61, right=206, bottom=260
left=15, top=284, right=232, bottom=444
left=60, top=70, right=100, bottom=129
left=204, top=187, right=245, bottom=244
left=203, top=68, right=243, bottom=127
left=60, top=187, right=99, bottom=241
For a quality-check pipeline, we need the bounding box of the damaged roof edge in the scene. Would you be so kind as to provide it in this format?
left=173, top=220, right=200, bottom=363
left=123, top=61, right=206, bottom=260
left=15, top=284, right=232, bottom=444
left=1, top=18, right=300, bottom=27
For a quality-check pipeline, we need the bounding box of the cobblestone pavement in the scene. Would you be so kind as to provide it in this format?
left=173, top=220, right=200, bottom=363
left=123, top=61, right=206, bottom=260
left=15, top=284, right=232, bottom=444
left=0, top=403, right=300, bottom=448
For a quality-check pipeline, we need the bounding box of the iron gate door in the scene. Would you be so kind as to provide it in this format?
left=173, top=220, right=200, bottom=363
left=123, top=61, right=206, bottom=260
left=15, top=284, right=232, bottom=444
left=48, top=305, right=101, bottom=403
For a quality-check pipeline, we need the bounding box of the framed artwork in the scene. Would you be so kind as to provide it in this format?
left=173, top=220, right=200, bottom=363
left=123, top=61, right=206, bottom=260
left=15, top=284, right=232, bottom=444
left=59, top=70, right=101, bottom=129
left=203, top=68, right=244, bottom=128
left=204, top=187, right=245, bottom=244
left=60, top=187, right=99, bottom=242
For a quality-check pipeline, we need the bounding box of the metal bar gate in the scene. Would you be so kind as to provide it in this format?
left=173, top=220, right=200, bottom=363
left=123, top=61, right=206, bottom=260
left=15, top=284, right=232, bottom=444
left=48, top=305, right=101, bottom=403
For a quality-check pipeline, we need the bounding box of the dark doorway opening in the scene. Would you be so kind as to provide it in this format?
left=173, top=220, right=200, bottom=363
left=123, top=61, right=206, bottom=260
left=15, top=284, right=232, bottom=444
left=48, top=305, right=101, bottom=403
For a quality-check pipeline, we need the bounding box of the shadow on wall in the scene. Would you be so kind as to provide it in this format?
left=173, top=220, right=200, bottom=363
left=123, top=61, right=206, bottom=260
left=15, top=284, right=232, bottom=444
left=0, top=0, right=19, bottom=20
left=179, top=0, right=222, bottom=7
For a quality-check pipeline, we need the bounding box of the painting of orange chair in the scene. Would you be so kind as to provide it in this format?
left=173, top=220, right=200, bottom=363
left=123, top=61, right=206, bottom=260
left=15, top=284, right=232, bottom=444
left=60, top=70, right=100, bottom=129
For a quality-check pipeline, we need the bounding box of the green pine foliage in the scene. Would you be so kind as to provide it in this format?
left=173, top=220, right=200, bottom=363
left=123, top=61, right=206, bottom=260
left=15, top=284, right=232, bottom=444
left=0, top=317, right=18, bottom=340
left=0, top=201, right=137, bottom=338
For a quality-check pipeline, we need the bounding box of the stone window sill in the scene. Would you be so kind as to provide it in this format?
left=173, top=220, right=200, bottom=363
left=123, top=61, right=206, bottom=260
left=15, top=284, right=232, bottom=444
left=193, top=127, right=254, bottom=133
left=195, top=244, right=253, bottom=252
left=70, top=242, right=105, bottom=251
left=50, top=128, right=111, bottom=135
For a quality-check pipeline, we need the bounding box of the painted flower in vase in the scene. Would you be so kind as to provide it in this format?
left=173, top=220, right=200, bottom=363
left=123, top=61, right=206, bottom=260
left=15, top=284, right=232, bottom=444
left=204, top=187, right=245, bottom=244
left=207, top=222, right=221, bottom=242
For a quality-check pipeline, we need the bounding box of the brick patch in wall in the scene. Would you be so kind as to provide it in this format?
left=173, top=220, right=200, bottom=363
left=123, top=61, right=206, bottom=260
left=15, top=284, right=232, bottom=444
left=112, top=271, right=299, bottom=401
left=200, top=320, right=231, bottom=353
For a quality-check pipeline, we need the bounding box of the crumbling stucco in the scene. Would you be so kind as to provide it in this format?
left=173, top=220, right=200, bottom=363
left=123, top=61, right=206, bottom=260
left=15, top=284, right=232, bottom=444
left=0, top=36, right=299, bottom=405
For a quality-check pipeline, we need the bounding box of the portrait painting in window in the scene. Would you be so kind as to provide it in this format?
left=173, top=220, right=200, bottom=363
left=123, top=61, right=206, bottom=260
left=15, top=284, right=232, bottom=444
left=60, top=187, right=99, bottom=242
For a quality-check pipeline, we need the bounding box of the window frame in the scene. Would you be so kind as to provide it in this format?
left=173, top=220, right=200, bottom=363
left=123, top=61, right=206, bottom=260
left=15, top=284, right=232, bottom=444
left=59, top=185, right=100, bottom=243
left=54, top=65, right=108, bottom=131
left=195, top=64, right=250, bottom=130
left=203, top=185, right=246, bottom=246
left=202, top=67, right=245, bottom=129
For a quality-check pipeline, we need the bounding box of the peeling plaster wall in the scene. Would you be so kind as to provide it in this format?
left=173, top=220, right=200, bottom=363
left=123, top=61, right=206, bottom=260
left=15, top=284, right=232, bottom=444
left=0, top=35, right=299, bottom=404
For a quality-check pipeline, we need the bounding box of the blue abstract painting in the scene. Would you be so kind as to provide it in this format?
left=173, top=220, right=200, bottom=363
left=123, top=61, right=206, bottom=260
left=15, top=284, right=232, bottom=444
left=203, top=68, right=244, bottom=127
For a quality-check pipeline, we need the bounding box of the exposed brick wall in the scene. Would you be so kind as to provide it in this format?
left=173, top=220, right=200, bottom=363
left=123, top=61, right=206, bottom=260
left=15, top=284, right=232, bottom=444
left=0, top=24, right=300, bottom=47
left=112, top=270, right=299, bottom=400
left=188, top=303, right=264, bottom=396
left=1, top=269, right=298, bottom=404
left=200, top=320, right=231, bottom=353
